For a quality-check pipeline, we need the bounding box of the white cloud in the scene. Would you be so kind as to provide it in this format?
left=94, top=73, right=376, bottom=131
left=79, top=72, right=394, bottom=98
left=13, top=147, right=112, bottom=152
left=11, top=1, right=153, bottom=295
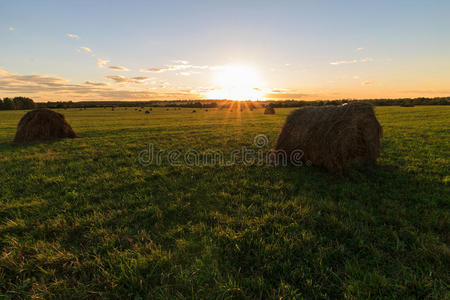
left=66, top=33, right=80, bottom=40
left=140, top=64, right=209, bottom=73
left=356, top=47, right=364, bottom=51
left=330, top=57, right=373, bottom=65
left=97, top=58, right=110, bottom=68
left=108, top=66, right=129, bottom=71
left=80, top=46, right=92, bottom=53
left=105, top=75, right=152, bottom=84
left=172, top=60, right=189, bottom=64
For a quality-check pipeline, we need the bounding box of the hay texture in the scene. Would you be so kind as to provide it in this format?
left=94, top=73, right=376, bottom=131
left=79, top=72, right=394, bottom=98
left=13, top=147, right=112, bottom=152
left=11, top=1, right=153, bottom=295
left=273, top=103, right=382, bottom=173
left=14, top=109, right=78, bottom=143
left=264, top=106, right=275, bottom=114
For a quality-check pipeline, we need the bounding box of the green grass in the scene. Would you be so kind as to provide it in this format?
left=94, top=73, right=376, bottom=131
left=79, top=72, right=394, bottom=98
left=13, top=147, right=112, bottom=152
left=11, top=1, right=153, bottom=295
left=0, top=106, right=449, bottom=299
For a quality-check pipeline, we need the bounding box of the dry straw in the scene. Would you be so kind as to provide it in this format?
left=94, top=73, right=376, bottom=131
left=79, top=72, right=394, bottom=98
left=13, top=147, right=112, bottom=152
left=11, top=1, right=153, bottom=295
left=14, top=109, right=78, bottom=143
left=264, top=106, right=275, bottom=114
left=273, top=103, right=383, bottom=173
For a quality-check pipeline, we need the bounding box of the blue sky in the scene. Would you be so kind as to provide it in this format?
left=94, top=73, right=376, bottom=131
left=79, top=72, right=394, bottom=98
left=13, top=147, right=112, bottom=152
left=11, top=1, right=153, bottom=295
left=1, top=0, right=449, bottom=101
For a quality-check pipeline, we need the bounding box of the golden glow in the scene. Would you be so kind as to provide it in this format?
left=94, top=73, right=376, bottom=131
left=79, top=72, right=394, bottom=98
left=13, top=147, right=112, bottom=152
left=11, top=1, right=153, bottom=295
left=206, top=65, right=266, bottom=100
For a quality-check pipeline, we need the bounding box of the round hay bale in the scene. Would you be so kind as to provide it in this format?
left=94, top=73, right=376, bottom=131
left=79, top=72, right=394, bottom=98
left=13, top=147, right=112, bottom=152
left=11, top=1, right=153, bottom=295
left=264, top=106, right=275, bottom=114
left=400, top=103, right=415, bottom=107
left=273, top=103, right=383, bottom=173
left=145, top=110, right=150, bottom=114
left=192, top=110, right=196, bottom=113
left=13, top=108, right=78, bottom=143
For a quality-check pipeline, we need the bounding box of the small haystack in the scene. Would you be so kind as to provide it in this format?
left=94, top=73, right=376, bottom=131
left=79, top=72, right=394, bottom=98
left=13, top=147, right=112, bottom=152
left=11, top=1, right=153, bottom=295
left=192, top=110, right=196, bottom=113
left=145, top=110, right=150, bottom=114
left=400, top=103, right=415, bottom=107
left=264, top=106, right=275, bottom=114
left=273, top=103, right=382, bottom=173
left=14, top=109, right=78, bottom=143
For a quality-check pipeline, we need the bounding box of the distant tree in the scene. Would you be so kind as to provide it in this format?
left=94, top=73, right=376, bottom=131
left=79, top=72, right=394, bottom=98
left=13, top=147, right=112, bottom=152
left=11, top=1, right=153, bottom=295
left=13, top=97, right=36, bottom=109
left=2, top=97, right=15, bottom=110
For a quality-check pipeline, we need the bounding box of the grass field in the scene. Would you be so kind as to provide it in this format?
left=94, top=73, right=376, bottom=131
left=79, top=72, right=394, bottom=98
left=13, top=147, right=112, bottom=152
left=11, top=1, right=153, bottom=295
left=0, top=106, right=449, bottom=299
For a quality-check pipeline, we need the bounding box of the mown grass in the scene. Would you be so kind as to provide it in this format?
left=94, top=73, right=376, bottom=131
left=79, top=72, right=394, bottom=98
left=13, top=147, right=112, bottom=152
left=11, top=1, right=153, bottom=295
left=0, top=106, right=449, bottom=299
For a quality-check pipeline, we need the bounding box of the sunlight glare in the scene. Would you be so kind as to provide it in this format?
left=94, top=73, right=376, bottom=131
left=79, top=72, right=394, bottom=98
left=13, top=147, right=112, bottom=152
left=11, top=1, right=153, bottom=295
left=206, top=65, right=265, bottom=100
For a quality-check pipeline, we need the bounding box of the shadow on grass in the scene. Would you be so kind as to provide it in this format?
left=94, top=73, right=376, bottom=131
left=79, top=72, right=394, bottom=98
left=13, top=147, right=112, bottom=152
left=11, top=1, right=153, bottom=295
left=0, top=162, right=448, bottom=298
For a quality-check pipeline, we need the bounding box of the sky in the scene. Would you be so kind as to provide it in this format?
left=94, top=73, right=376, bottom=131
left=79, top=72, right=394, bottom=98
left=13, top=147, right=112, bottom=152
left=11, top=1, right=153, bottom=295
left=1, top=0, right=449, bottom=102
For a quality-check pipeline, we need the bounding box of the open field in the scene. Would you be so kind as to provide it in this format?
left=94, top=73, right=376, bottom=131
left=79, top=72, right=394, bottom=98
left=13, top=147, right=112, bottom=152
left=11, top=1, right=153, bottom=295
left=0, top=106, right=449, bottom=298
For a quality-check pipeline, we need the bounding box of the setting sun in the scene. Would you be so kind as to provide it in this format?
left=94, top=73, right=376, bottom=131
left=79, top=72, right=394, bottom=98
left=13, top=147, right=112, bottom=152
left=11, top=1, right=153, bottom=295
left=206, top=65, right=266, bottom=100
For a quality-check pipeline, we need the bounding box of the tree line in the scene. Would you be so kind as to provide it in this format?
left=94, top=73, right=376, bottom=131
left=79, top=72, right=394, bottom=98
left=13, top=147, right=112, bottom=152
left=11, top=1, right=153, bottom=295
left=0, top=97, right=36, bottom=110
left=264, top=97, right=449, bottom=108
left=1, top=96, right=449, bottom=110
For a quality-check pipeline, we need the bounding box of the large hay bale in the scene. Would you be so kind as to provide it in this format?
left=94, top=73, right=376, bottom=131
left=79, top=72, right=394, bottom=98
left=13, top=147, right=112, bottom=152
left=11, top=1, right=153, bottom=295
left=14, top=109, right=78, bottom=143
left=264, top=106, right=275, bottom=114
left=273, top=103, right=382, bottom=173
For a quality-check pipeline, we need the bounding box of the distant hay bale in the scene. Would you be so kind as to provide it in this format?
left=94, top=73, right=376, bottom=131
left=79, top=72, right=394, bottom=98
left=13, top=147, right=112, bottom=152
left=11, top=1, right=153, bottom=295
left=13, top=108, right=78, bottom=143
left=264, top=106, right=275, bottom=114
left=400, top=103, right=415, bottom=107
left=145, top=110, right=150, bottom=114
left=273, top=103, right=383, bottom=173
left=192, top=110, right=196, bottom=113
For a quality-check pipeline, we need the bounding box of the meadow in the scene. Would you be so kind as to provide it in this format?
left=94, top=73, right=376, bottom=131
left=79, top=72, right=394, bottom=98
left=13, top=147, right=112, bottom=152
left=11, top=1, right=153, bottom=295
left=0, top=105, right=449, bottom=299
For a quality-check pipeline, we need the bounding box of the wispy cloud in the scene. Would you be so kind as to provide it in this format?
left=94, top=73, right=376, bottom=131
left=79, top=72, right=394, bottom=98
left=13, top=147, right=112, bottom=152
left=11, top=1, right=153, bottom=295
left=97, top=58, right=110, bottom=68
left=179, top=71, right=199, bottom=76
left=140, top=64, right=209, bottom=73
left=108, top=66, right=129, bottom=71
left=80, top=46, right=92, bottom=53
left=362, top=81, right=374, bottom=85
left=356, top=47, right=364, bottom=51
left=105, top=75, right=152, bottom=84
left=85, top=81, right=108, bottom=86
left=172, top=60, right=189, bottom=64
left=265, top=92, right=313, bottom=99
left=330, top=57, right=373, bottom=65
left=9, top=26, right=14, bottom=31
left=0, top=68, right=195, bottom=101
left=66, top=33, right=80, bottom=40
